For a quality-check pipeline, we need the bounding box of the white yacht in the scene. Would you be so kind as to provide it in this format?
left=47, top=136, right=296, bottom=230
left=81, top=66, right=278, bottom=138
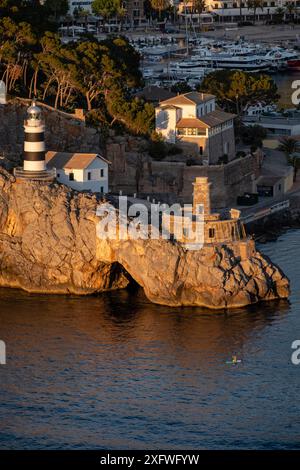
left=190, top=50, right=270, bottom=73
left=262, top=48, right=298, bottom=71
left=169, top=61, right=211, bottom=77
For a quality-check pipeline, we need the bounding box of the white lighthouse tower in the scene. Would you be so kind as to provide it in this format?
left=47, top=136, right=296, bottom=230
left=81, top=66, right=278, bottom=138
left=23, top=101, right=46, bottom=172
left=14, top=101, right=55, bottom=181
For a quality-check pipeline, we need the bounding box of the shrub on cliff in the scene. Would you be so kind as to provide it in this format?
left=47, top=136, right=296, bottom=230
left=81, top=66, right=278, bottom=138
left=105, top=85, right=155, bottom=135
left=146, top=132, right=164, bottom=159
left=148, top=132, right=183, bottom=160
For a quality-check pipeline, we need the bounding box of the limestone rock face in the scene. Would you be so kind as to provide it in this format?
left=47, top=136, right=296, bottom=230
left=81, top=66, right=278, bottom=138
left=0, top=169, right=290, bottom=308
left=0, top=170, right=129, bottom=294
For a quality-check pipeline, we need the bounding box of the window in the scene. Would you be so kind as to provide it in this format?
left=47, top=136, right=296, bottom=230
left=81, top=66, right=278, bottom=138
left=87, top=172, right=91, bottom=181
left=69, top=173, right=74, bottom=181
left=57, top=173, right=60, bottom=178
left=100, top=169, right=104, bottom=177
left=100, top=186, right=104, bottom=193
left=199, top=146, right=203, bottom=155
left=209, top=228, right=215, bottom=238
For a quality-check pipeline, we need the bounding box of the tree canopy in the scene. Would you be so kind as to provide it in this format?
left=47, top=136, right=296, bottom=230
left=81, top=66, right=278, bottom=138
left=44, top=0, right=69, bottom=19
left=0, top=10, right=154, bottom=135
left=150, top=0, right=170, bottom=19
left=199, top=70, right=279, bottom=113
left=92, top=0, right=123, bottom=19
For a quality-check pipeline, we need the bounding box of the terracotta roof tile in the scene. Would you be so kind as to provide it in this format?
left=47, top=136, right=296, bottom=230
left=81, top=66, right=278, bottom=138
left=46, top=152, right=110, bottom=170
left=160, top=92, right=215, bottom=107
left=198, top=110, right=236, bottom=127
left=176, top=118, right=208, bottom=129
left=176, top=110, right=235, bottom=129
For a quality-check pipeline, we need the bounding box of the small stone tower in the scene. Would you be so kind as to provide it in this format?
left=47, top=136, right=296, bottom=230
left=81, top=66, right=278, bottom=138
left=193, top=177, right=212, bottom=217
left=191, top=176, right=249, bottom=249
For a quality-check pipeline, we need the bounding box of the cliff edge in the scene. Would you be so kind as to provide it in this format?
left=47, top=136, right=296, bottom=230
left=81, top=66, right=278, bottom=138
left=0, top=169, right=290, bottom=309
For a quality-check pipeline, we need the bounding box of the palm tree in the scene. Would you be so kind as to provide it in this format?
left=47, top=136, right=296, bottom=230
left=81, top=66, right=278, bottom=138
left=286, top=2, right=296, bottom=22
left=275, top=7, right=285, bottom=23
left=117, top=3, right=126, bottom=31
left=247, top=0, right=264, bottom=24
left=193, top=0, right=206, bottom=26
left=78, top=8, right=90, bottom=32
left=278, top=137, right=300, bottom=181
left=239, top=0, right=243, bottom=22
left=150, top=0, right=170, bottom=21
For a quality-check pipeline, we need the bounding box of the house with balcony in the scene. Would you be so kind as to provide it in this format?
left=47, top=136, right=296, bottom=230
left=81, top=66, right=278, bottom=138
left=155, top=92, right=236, bottom=164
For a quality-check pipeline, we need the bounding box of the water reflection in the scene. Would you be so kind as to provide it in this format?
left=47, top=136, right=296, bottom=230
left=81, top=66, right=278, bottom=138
left=0, top=230, right=299, bottom=450
left=0, top=288, right=290, bottom=365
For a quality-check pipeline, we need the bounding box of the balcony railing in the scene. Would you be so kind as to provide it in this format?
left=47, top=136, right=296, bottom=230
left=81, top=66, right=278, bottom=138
left=177, top=128, right=207, bottom=137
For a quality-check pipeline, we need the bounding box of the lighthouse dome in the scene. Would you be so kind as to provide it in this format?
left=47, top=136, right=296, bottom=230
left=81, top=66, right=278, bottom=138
left=27, top=101, right=42, bottom=120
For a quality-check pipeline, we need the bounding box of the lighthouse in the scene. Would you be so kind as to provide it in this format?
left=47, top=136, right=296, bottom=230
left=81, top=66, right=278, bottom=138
left=23, top=101, right=46, bottom=172
left=14, top=101, right=55, bottom=182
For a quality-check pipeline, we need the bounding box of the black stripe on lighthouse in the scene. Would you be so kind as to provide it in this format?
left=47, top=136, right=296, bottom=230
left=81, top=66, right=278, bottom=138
left=25, top=132, right=45, bottom=142
left=24, top=151, right=45, bottom=161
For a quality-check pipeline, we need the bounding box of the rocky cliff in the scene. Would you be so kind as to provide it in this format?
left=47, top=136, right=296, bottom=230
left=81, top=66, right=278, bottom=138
left=0, top=169, right=289, bottom=309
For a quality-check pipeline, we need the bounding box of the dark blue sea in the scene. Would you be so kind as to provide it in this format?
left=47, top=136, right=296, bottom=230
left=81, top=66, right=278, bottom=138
left=0, top=230, right=300, bottom=450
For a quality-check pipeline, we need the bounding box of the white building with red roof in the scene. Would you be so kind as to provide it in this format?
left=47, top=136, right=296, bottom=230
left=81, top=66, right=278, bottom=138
left=155, top=92, right=236, bottom=164
left=46, top=152, right=110, bottom=193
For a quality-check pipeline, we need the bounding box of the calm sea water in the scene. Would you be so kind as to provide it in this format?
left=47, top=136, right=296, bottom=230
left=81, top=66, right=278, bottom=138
left=0, top=230, right=300, bottom=450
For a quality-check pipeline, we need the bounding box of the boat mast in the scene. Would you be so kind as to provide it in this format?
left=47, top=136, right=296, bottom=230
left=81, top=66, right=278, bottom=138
left=184, top=0, right=189, bottom=55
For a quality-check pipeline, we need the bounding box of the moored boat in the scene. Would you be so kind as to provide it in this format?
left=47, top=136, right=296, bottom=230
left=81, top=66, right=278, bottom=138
left=287, top=59, right=300, bottom=71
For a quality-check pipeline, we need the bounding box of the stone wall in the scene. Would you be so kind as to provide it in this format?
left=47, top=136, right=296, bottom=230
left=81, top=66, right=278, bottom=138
left=0, top=99, right=104, bottom=167
left=208, top=127, right=236, bottom=164
left=135, top=155, right=257, bottom=208
left=108, top=139, right=258, bottom=208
